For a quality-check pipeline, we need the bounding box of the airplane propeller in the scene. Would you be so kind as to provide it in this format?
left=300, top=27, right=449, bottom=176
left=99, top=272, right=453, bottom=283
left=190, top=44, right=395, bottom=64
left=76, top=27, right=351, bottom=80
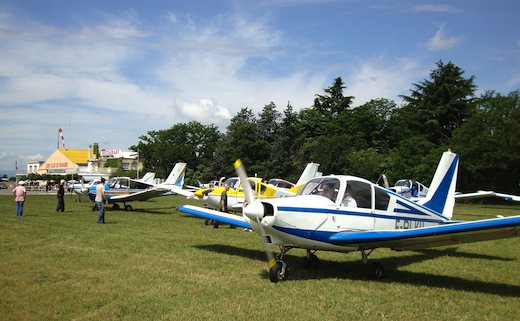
left=233, top=160, right=280, bottom=279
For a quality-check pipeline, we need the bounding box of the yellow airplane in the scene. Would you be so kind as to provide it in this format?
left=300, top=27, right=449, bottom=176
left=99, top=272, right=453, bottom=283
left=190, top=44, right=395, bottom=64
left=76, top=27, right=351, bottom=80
left=192, top=163, right=320, bottom=212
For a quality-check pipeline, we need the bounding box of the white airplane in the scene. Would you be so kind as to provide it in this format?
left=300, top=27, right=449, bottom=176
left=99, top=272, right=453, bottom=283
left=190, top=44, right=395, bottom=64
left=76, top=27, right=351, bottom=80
left=72, top=172, right=157, bottom=200
left=177, top=151, right=520, bottom=282
left=190, top=162, right=320, bottom=211
left=387, top=179, right=429, bottom=199
left=87, top=162, right=188, bottom=211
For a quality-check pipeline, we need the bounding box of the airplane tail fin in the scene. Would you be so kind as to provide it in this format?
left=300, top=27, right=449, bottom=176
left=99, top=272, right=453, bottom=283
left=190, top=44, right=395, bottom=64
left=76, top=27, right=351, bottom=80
left=417, top=151, right=459, bottom=219
left=295, top=163, right=320, bottom=186
left=162, top=162, right=187, bottom=187
left=140, top=172, right=156, bottom=184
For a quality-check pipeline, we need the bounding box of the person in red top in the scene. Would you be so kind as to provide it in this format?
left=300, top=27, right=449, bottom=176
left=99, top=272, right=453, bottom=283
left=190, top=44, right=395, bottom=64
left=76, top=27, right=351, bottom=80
left=12, top=181, right=27, bottom=217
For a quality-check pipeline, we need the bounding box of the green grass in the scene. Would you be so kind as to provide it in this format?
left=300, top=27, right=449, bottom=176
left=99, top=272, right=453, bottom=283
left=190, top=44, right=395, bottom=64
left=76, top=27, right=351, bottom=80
left=1, top=194, right=519, bottom=321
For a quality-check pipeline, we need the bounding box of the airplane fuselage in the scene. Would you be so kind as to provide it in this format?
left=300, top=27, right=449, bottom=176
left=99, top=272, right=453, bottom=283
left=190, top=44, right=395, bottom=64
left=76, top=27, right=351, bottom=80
left=246, top=175, right=449, bottom=253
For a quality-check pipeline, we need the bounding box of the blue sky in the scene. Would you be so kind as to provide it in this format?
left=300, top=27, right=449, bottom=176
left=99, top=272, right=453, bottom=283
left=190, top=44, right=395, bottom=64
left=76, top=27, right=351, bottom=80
left=1, top=0, right=519, bottom=175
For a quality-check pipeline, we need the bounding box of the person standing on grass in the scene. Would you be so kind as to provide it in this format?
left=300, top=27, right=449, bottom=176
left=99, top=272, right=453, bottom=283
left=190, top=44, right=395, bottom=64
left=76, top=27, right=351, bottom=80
left=56, top=179, right=65, bottom=212
left=12, top=181, right=27, bottom=217
left=95, top=177, right=109, bottom=224
left=213, top=184, right=230, bottom=229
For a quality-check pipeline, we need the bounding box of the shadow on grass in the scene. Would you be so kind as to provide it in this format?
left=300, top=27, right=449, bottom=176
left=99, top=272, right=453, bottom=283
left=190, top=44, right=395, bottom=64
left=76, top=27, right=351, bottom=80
left=196, top=244, right=520, bottom=297
left=129, top=207, right=174, bottom=215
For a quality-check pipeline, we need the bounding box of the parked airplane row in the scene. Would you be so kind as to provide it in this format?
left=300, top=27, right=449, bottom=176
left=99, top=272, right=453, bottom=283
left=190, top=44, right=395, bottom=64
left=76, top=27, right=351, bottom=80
left=69, top=150, right=520, bottom=283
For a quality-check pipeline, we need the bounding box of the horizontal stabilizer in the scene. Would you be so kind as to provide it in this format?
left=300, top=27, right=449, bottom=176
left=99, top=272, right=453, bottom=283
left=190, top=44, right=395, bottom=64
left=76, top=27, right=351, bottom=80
left=177, top=205, right=251, bottom=229
left=329, top=215, right=520, bottom=250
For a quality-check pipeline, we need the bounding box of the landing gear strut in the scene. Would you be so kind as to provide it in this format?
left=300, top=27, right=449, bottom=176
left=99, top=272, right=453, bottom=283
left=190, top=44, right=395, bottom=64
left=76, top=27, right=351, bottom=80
left=361, top=250, right=385, bottom=279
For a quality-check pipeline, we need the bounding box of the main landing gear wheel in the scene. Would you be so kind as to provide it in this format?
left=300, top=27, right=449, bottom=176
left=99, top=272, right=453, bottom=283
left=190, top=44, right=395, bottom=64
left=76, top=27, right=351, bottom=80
left=366, top=262, right=385, bottom=279
left=303, top=251, right=320, bottom=268
left=124, top=204, right=133, bottom=211
left=361, top=250, right=385, bottom=279
left=269, top=261, right=289, bottom=283
left=112, top=203, right=120, bottom=210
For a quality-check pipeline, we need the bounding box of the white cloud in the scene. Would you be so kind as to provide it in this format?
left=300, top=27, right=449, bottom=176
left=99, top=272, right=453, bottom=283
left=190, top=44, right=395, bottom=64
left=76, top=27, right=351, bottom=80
left=25, top=153, right=45, bottom=162
left=0, top=7, right=332, bottom=170
left=414, top=4, right=462, bottom=13
left=344, top=57, right=426, bottom=106
left=172, top=98, right=232, bottom=127
left=422, top=24, right=462, bottom=51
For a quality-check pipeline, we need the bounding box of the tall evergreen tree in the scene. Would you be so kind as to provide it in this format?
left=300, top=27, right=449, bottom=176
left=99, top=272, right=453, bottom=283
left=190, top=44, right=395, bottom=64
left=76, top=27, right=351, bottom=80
left=314, top=77, right=354, bottom=117
left=400, top=60, right=477, bottom=146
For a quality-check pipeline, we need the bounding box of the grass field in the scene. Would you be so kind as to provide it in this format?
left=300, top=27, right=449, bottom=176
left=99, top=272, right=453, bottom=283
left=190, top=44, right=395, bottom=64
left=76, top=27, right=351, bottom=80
left=1, top=194, right=519, bottom=321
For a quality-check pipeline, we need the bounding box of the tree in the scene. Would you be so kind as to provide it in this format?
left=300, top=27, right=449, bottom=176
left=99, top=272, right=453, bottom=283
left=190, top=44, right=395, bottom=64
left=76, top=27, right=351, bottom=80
left=131, top=121, right=221, bottom=181
left=314, top=77, right=354, bottom=117
left=215, top=108, right=261, bottom=176
left=400, top=60, right=477, bottom=146
left=453, top=90, right=520, bottom=192
left=271, top=102, right=302, bottom=181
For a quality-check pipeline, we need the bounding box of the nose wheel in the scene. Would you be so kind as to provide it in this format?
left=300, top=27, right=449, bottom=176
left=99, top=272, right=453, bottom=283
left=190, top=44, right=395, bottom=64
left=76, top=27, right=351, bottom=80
left=269, top=260, right=289, bottom=282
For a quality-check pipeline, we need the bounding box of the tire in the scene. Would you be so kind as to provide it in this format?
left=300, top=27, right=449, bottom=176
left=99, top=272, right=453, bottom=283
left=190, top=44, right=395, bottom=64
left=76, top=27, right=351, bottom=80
left=367, top=262, right=385, bottom=279
left=269, top=261, right=289, bottom=283
left=303, top=253, right=320, bottom=268
left=124, top=205, right=133, bottom=211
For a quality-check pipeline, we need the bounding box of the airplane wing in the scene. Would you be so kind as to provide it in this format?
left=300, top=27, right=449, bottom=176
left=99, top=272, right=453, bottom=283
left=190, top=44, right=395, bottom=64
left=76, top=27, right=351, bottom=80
left=329, top=215, right=520, bottom=250
left=455, top=190, right=520, bottom=202
left=109, top=188, right=170, bottom=202
left=455, top=190, right=496, bottom=200
left=177, top=205, right=251, bottom=229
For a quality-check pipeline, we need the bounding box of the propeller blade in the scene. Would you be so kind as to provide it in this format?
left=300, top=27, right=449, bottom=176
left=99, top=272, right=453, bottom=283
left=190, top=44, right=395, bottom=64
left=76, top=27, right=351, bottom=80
left=256, top=217, right=276, bottom=270
left=234, top=159, right=254, bottom=205
left=234, top=159, right=276, bottom=271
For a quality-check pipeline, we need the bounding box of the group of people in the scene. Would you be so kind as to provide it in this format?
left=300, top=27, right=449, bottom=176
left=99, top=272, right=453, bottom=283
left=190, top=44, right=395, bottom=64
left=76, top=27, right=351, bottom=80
left=12, top=178, right=109, bottom=224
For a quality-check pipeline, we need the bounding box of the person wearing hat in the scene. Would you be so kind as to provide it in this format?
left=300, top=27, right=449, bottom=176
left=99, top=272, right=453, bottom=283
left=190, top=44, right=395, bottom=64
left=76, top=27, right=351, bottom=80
left=12, top=181, right=27, bottom=217
left=56, top=179, right=65, bottom=212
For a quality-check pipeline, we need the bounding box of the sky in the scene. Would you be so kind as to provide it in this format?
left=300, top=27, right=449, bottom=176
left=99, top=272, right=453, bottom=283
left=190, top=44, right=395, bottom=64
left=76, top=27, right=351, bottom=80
left=1, top=0, right=519, bottom=175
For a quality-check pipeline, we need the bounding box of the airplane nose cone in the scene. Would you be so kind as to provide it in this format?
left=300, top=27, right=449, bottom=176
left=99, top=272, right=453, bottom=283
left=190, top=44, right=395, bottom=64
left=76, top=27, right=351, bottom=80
left=194, top=189, right=205, bottom=198
left=243, top=200, right=264, bottom=221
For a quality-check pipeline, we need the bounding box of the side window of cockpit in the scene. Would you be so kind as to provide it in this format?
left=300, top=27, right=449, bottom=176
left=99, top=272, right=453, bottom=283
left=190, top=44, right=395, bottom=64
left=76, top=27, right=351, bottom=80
left=348, top=181, right=371, bottom=209
left=375, top=187, right=390, bottom=210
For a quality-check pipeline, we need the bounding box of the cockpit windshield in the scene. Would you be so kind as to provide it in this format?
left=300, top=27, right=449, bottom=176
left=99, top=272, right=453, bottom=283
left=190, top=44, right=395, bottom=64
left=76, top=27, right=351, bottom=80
left=222, top=177, right=240, bottom=190
left=300, top=177, right=341, bottom=202
left=395, top=179, right=410, bottom=188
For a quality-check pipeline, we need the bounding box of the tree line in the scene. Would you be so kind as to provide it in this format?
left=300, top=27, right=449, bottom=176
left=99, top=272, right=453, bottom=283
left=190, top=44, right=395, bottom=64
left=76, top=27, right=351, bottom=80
left=131, top=60, right=520, bottom=194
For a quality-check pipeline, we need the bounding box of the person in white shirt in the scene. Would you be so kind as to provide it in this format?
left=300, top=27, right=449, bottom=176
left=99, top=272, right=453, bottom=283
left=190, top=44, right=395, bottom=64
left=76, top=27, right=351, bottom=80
left=95, top=178, right=109, bottom=224
left=341, top=185, right=357, bottom=208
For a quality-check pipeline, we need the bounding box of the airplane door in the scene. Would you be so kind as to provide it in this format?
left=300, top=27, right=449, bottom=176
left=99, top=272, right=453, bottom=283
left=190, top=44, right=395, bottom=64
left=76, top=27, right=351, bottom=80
left=335, top=180, right=374, bottom=231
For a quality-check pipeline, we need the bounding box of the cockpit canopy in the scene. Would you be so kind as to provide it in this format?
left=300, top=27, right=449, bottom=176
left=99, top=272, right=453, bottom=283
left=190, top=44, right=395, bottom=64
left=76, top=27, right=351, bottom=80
left=300, top=176, right=391, bottom=210
left=300, top=177, right=341, bottom=202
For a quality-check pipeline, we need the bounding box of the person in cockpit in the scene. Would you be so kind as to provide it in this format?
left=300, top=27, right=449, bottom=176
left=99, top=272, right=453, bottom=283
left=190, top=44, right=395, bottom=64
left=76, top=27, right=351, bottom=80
left=341, top=185, right=358, bottom=208
left=320, top=183, right=335, bottom=201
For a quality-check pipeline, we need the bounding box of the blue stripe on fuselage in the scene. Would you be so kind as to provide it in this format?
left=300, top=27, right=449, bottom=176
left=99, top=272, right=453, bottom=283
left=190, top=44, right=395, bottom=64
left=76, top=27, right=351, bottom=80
left=276, top=206, right=445, bottom=223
